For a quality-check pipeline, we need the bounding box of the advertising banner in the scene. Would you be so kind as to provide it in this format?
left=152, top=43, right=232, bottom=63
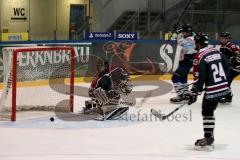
left=0, top=42, right=91, bottom=82
left=0, top=40, right=225, bottom=83
left=1, top=33, right=29, bottom=42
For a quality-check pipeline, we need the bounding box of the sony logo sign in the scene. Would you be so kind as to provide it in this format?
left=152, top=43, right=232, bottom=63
left=117, top=33, right=137, bottom=40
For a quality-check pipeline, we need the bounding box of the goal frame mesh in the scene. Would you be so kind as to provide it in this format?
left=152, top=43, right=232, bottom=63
left=6, top=46, right=75, bottom=121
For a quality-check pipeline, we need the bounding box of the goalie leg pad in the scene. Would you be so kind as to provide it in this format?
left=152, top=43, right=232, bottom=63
left=105, top=107, right=129, bottom=120
left=93, top=88, right=110, bottom=106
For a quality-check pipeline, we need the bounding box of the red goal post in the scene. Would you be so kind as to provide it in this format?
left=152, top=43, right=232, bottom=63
left=1, top=46, right=75, bottom=121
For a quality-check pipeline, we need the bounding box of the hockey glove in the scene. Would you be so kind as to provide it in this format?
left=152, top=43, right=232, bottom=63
left=230, top=55, right=240, bottom=69
left=184, top=87, right=198, bottom=105
left=173, top=23, right=183, bottom=34
left=173, top=23, right=179, bottom=30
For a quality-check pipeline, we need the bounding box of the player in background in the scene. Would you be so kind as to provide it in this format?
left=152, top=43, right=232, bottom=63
left=184, top=33, right=229, bottom=151
left=170, top=24, right=197, bottom=103
left=219, top=32, right=240, bottom=104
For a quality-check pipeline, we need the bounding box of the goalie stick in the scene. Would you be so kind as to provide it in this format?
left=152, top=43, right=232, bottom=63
left=151, top=100, right=188, bottom=121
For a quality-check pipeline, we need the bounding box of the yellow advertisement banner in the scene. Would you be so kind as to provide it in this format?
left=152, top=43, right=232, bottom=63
left=164, top=33, right=177, bottom=40
left=1, top=32, right=29, bottom=42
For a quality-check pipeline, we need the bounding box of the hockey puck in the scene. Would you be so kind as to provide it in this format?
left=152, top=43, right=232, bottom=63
left=50, top=117, right=54, bottom=122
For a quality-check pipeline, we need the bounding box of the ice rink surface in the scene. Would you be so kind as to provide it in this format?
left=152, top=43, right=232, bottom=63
left=0, top=81, right=240, bottom=160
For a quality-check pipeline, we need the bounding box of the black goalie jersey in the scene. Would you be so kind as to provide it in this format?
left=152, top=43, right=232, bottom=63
left=193, top=47, right=230, bottom=100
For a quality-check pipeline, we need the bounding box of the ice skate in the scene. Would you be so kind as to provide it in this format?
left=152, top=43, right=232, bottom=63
left=170, top=95, right=186, bottom=104
left=194, top=137, right=215, bottom=151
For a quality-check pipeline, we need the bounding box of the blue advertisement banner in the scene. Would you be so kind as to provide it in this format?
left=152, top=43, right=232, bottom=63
left=86, top=32, right=114, bottom=40
left=85, top=32, right=138, bottom=40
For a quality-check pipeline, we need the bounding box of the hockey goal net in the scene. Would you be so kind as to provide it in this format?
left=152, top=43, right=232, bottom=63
left=0, top=46, right=75, bottom=121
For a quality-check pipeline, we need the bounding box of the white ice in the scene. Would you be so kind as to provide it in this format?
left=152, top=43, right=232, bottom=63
left=0, top=80, right=240, bottom=160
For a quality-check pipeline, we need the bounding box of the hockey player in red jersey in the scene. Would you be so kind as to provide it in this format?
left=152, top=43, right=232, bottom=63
left=219, top=32, right=240, bottom=104
left=184, top=32, right=230, bottom=151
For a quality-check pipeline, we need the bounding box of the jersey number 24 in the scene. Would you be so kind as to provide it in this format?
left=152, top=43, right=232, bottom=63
left=211, top=62, right=227, bottom=83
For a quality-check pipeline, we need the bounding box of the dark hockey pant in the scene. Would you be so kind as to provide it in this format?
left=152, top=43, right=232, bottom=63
left=202, top=97, right=219, bottom=138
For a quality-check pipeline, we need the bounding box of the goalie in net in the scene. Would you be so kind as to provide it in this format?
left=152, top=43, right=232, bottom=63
left=84, top=60, right=133, bottom=120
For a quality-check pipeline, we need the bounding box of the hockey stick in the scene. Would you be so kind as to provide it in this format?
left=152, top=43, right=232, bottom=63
left=162, top=0, right=193, bottom=51
left=151, top=100, right=188, bottom=120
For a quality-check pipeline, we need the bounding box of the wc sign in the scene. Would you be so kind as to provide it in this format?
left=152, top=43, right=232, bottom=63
left=11, top=7, right=28, bottom=21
